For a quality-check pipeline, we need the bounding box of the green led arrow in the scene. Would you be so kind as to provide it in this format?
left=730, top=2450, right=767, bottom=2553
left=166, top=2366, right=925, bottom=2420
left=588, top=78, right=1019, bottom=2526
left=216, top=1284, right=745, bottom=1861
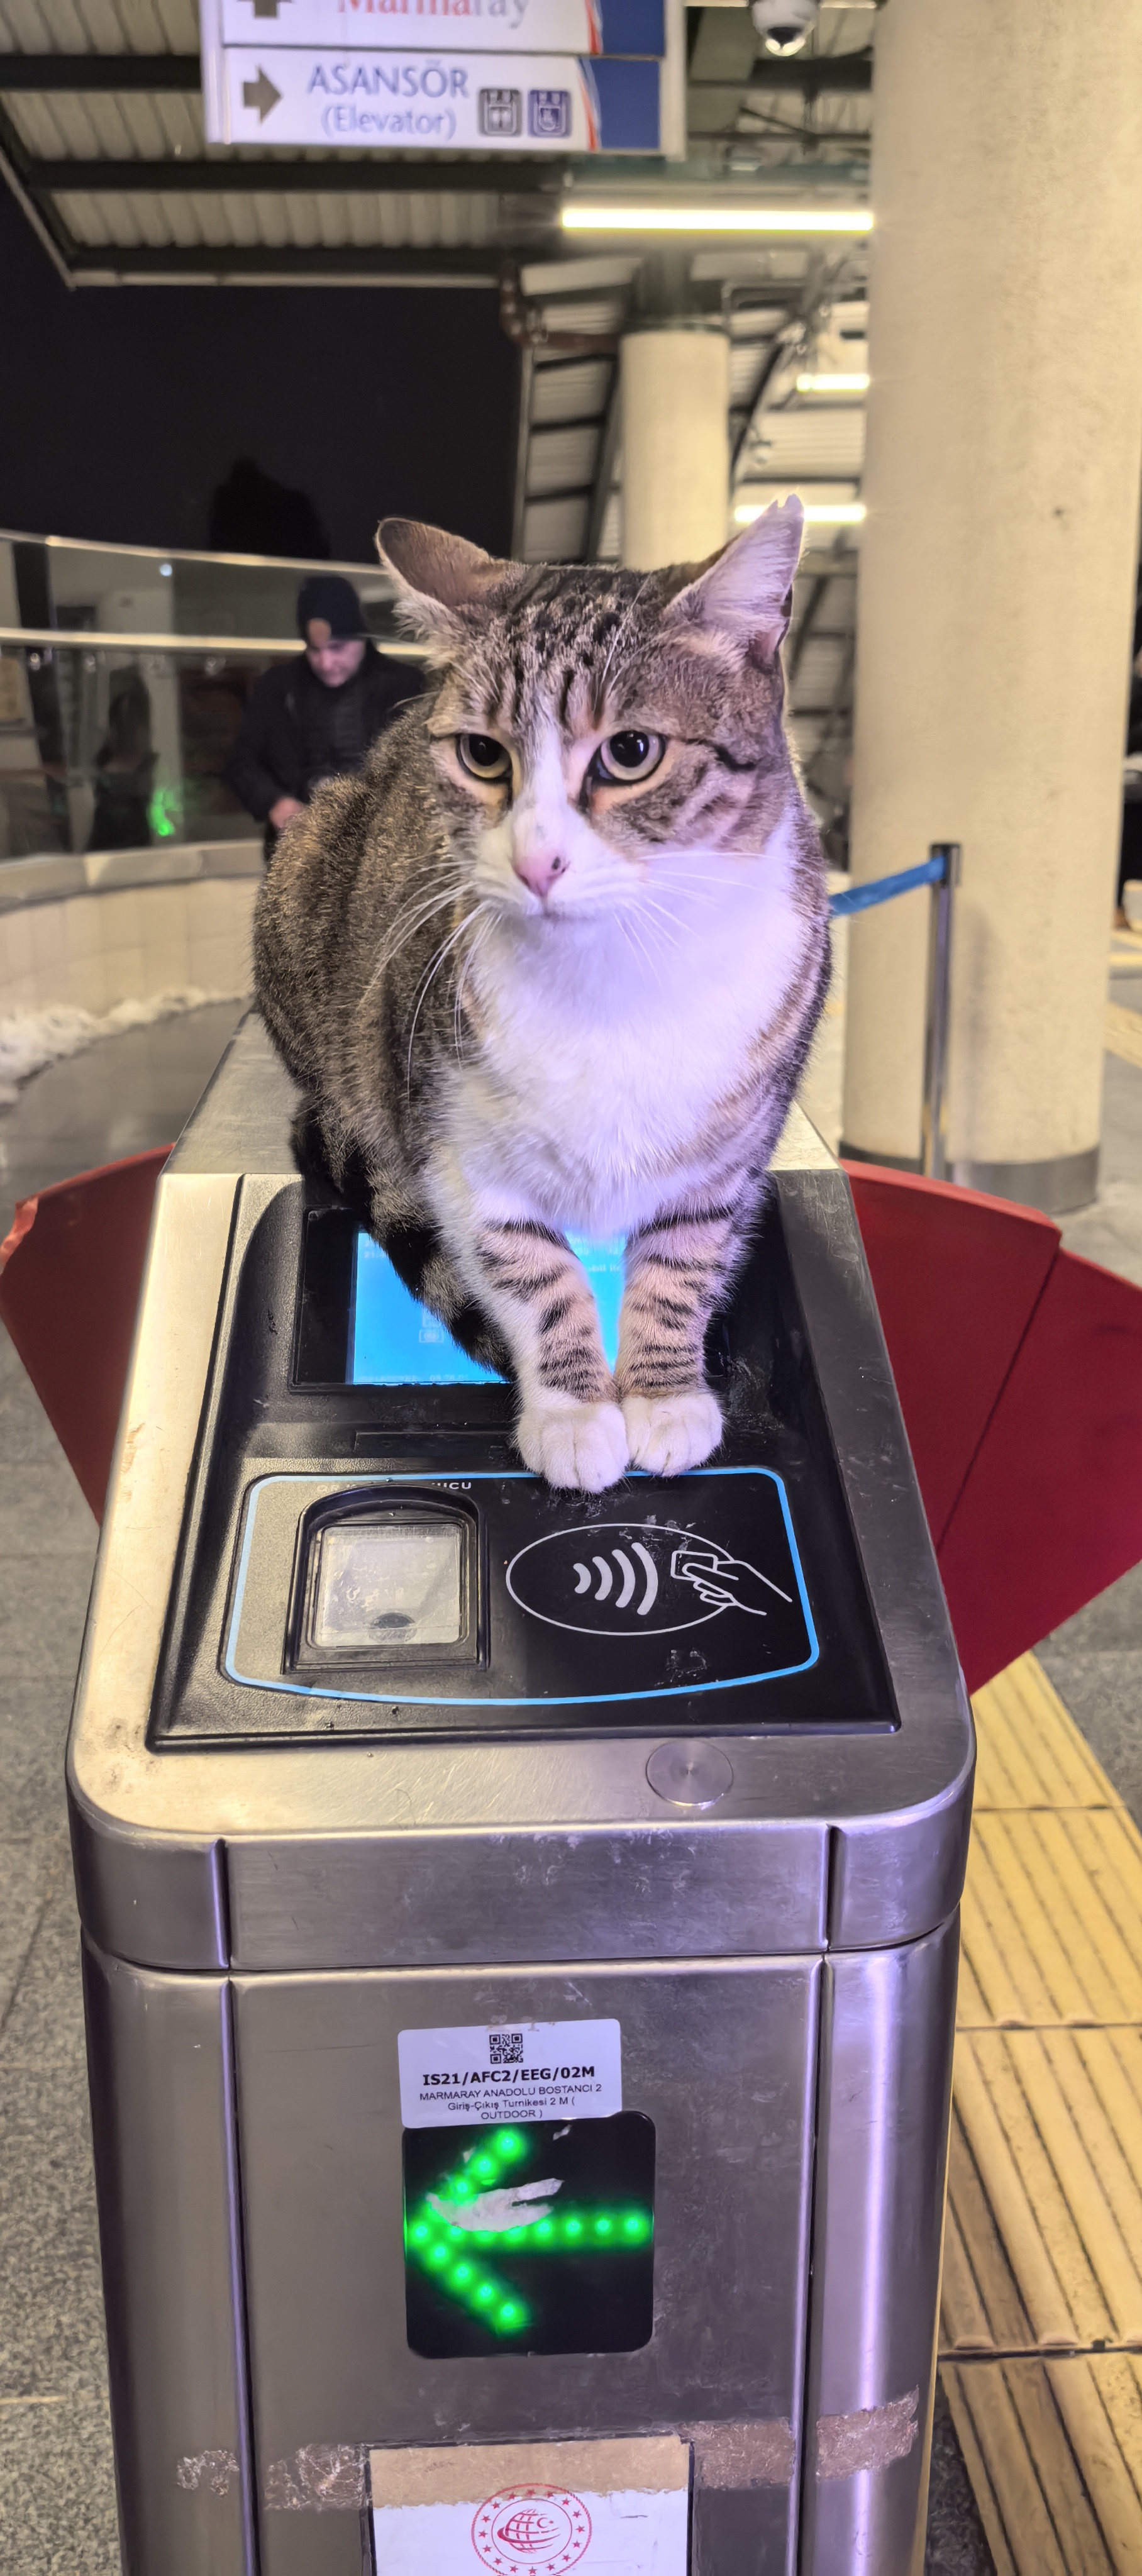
left=404, top=2126, right=653, bottom=2338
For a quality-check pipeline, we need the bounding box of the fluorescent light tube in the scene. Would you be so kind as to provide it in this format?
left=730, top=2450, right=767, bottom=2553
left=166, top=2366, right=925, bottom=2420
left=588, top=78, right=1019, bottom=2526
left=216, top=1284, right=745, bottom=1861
left=796, top=371, right=870, bottom=392
left=735, top=500, right=866, bottom=525
left=561, top=206, right=872, bottom=235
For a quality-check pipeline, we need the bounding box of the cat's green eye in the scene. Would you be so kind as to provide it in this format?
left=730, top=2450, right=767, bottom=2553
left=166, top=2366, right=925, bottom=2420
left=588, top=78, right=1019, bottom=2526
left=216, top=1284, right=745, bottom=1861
left=457, top=733, right=511, bottom=784
left=594, top=730, right=665, bottom=784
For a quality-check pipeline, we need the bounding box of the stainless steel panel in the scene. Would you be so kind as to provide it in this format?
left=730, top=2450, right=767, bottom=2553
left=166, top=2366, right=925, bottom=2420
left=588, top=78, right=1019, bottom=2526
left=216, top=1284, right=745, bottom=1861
left=226, top=1819, right=830, bottom=1970
left=233, top=1960, right=820, bottom=2576
left=82, top=1938, right=254, bottom=2575
left=71, top=1814, right=228, bottom=1972
left=774, top=1172, right=975, bottom=1952
left=68, top=1165, right=239, bottom=1969
left=799, top=1916, right=959, bottom=2576
left=67, top=1030, right=972, bottom=1975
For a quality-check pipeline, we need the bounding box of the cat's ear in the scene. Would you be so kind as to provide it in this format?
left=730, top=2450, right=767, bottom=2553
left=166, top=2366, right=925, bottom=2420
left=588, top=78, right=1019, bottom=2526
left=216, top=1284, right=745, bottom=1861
left=377, top=518, right=516, bottom=642
left=665, top=496, right=804, bottom=663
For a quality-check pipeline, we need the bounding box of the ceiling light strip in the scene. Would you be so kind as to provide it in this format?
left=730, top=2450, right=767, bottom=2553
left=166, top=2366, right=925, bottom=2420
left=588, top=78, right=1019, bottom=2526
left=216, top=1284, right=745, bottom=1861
left=561, top=206, right=872, bottom=235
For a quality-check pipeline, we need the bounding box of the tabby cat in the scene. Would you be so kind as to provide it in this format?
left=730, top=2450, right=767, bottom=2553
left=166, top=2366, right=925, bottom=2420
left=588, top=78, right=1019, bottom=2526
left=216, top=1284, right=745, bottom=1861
left=253, top=499, right=829, bottom=1492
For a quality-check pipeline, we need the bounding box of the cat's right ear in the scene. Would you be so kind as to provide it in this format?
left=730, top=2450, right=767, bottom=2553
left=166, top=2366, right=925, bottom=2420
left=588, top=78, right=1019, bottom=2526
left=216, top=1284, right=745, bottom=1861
left=377, top=519, right=517, bottom=647
left=664, top=496, right=804, bottom=665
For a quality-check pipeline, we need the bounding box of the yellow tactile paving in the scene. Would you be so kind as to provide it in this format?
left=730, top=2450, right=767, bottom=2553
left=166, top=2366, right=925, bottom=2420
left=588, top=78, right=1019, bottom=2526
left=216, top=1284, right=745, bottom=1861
left=961, top=1813, right=1142, bottom=2028
left=1106, top=1002, right=1142, bottom=1070
left=938, top=1655, right=1142, bottom=2567
left=944, top=2362, right=1119, bottom=2576
left=972, top=1657, right=1125, bottom=1812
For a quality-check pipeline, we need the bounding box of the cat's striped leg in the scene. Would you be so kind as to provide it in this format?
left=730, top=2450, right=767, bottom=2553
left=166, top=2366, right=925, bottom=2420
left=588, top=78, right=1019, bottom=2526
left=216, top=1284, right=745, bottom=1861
left=451, top=1208, right=628, bottom=1492
left=616, top=1206, right=739, bottom=1477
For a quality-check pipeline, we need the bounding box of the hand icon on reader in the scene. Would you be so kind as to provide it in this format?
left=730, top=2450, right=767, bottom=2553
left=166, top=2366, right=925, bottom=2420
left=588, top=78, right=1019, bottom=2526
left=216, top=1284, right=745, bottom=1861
left=670, top=1537, right=793, bottom=1618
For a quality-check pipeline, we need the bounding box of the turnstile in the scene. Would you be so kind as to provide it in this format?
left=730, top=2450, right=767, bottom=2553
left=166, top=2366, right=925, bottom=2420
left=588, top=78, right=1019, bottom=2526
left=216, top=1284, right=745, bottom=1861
left=68, top=1015, right=973, bottom=2576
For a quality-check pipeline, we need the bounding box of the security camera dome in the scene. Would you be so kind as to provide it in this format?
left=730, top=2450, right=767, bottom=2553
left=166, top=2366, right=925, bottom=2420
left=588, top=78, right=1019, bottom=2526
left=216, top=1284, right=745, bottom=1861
left=750, top=0, right=819, bottom=54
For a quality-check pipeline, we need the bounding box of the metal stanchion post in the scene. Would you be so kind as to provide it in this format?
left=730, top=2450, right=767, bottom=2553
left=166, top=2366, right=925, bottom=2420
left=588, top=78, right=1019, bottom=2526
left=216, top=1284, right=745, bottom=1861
left=921, top=842, right=961, bottom=1180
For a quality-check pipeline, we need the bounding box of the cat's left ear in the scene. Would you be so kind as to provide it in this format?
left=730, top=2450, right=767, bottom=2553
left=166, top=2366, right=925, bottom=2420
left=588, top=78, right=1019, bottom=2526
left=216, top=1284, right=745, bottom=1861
left=377, top=518, right=518, bottom=644
left=665, top=496, right=804, bottom=663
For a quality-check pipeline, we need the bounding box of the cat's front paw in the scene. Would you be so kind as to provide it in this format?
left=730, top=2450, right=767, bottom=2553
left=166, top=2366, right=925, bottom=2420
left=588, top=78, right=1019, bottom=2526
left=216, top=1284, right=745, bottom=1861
left=515, top=1397, right=629, bottom=1492
left=622, top=1388, right=723, bottom=1478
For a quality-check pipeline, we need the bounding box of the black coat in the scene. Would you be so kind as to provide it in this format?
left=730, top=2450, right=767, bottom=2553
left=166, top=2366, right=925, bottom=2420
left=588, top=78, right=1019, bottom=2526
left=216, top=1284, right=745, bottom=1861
left=225, top=645, right=423, bottom=824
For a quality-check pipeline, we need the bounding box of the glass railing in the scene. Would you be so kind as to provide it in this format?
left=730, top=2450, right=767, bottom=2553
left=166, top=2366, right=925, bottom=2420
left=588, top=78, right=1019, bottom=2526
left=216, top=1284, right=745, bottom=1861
left=0, top=530, right=402, bottom=647
left=0, top=531, right=418, bottom=869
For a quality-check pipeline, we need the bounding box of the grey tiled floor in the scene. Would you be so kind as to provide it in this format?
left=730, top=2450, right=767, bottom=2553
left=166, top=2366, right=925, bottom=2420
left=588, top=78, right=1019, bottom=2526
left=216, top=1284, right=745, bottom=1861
left=0, top=1324, right=114, bottom=2570
left=1, top=1008, right=240, bottom=2571
left=1, top=1001, right=1140, bottom=2572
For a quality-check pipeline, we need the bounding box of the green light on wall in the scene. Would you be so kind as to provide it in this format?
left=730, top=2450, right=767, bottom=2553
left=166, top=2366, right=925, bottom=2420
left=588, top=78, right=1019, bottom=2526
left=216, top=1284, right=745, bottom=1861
left=404, top=2128, right=653, bottom=2338
left=147, top=782, right=182, bottom=840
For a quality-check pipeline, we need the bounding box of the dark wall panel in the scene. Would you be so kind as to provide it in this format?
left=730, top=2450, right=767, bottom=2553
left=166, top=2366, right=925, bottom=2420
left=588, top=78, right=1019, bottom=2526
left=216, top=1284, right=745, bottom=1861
left=0, top=194, right=516, bottom=561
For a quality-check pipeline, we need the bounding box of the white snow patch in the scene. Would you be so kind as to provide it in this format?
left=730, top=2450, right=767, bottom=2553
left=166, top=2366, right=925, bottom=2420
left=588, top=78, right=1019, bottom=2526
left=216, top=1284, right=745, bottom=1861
left=0, top=988, right=248, bottom=1107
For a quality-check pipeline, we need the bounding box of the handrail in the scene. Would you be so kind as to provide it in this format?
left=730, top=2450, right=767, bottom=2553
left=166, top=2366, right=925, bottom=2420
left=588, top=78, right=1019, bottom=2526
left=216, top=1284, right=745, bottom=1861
left=829, top=853, right=947, bottom=918
left=0, top=626, right=429, bottom=661
left=1, top=526, right=392, bottom=582
left=828, top=843, right=961, bottom=1182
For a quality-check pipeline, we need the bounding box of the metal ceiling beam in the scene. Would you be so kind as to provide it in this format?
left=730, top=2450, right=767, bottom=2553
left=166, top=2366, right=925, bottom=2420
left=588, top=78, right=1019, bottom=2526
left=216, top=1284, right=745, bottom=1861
left=27, top=157, right=565, bottom=195
left=691, top=51, right=872, bottom=96
left=0, top=53, right=201, bottom=91
left=64, top=240, right=512, bottom=280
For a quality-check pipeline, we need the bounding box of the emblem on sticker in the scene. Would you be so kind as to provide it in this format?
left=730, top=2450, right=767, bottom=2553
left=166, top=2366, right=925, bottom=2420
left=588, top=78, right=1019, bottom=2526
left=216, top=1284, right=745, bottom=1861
left=506, top=1519, right=792, bottom=1639
left=472, top=2484, right=592, bottom=2573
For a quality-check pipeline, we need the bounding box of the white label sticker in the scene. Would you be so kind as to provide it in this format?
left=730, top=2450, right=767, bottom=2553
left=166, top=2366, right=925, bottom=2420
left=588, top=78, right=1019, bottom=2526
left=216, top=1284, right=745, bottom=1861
left=398, top=2019, right=621, bottom=2128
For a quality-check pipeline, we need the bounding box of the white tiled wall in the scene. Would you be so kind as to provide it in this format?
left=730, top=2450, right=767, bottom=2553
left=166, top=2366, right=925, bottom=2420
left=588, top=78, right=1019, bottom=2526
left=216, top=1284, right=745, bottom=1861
left=0, top=877, right=258, bottom=1017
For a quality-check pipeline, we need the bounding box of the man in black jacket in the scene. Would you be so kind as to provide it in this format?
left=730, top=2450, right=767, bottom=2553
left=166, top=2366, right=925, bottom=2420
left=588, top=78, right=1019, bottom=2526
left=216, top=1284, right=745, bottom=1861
left=226, top=573, right=423, bottom=859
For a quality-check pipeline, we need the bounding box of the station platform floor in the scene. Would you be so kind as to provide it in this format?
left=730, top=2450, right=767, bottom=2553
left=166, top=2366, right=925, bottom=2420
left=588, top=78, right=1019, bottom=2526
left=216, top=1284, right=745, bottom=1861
left=2, top=985, right=1141, bottom=2572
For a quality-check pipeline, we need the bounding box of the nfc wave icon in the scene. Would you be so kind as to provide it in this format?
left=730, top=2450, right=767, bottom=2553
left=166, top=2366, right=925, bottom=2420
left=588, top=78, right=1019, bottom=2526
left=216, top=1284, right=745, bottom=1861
left=572, top=1541, right=660, bottom=1616
left=506, top=1519, right=791, bottom=1640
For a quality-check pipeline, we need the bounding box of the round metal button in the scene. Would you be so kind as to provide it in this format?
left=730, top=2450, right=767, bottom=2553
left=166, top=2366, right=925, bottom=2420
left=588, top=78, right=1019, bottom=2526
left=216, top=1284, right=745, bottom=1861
left=645, top=1740, right=735, bottom=1809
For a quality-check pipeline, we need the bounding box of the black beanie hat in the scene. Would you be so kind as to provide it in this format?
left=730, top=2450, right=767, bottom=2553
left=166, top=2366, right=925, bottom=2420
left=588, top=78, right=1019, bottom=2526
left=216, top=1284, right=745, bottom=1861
left=297, top=574, right=365, bottom=641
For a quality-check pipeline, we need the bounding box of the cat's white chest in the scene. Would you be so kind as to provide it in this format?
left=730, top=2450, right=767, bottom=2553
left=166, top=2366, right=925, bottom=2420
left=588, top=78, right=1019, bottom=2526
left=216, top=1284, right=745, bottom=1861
left=449, top=819, right=816, bottom=1235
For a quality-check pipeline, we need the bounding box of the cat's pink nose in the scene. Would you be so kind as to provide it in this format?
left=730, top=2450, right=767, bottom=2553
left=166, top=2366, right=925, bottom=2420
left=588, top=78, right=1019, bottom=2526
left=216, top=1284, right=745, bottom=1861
left=512, top=847, right=568, bottom=899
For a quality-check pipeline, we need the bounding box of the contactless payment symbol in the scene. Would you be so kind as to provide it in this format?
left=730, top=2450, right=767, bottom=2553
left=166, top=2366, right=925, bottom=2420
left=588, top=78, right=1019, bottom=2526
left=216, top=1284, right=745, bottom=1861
left=472, top=2484, right=591, bottom=2573
left=506, top=1519, right=790, bottom=1639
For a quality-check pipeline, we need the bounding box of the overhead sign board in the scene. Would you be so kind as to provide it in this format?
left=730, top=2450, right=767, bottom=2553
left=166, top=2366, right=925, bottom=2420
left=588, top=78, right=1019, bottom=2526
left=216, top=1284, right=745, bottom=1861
left=200, top=0, right=682, bottom=150
left=217, top=0, right=665, bottom=56
left=206, top=43, right=663, bottom=147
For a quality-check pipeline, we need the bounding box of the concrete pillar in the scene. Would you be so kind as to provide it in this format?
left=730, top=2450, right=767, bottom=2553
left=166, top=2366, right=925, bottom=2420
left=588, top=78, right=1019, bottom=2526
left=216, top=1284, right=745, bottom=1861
left=620, top=325, right=729, bottom=570
left=841, top=0, right=1142, bottom=1211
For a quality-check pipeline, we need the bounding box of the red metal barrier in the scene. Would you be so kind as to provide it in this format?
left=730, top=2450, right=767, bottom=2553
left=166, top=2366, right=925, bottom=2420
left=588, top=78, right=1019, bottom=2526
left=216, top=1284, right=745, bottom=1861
left=0, top=1148, right=170, bottom=1521
left=845, top=1168, right=1142, bottom=1691
left=3, top=1151, right=1141, bottom=1692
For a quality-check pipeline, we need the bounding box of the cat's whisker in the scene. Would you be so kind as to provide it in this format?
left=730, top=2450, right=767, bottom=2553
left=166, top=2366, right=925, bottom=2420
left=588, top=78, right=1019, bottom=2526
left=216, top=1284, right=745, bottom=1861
left=372, top=874, right=472, bottom=955
left=638, top=897, right=686, bottom=951
left=360, top=872, right=475, bottom=1000
left=594, top=569, right=656, bottom=710
left=405, top=905, right=487, bottom=1089
left=616, top=908, right=660, bottom=982
left=363, top=892, right=465, bottom=995
left=453, top=906, right=494, bottom=1060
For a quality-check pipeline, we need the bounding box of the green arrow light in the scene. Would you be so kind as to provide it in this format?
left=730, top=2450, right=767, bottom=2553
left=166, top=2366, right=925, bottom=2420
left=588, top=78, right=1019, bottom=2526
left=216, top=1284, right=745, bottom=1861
left=404, top=2126, right=653, bottom=2338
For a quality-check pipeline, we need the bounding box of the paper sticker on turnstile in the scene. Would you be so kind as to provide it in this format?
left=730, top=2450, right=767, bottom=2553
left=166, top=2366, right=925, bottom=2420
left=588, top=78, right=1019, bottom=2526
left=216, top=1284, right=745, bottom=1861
left=369, top=2438, right=689, bottom=2575
left=399, top=2019, right=621, bottom=2128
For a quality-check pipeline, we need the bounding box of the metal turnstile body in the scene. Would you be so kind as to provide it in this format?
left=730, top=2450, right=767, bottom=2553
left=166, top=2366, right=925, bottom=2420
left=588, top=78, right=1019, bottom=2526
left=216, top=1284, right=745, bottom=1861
left=68, top=1017, right=973, bottom=2576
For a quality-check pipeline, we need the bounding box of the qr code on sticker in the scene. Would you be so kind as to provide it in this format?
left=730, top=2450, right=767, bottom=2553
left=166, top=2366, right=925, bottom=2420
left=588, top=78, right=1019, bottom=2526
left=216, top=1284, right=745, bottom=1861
left=489, top=2029, right=524, bottom=2063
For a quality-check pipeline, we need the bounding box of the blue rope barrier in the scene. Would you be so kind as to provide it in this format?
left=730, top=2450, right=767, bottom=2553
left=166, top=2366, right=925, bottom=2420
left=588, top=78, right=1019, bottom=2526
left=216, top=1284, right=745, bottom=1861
left=829, top=853, right=948, bottom=919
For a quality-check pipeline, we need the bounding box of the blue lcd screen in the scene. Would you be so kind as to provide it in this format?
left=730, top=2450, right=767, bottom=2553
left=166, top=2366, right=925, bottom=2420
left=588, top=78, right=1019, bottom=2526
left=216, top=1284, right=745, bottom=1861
left=350, top=1231, right=626, bottom=1387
